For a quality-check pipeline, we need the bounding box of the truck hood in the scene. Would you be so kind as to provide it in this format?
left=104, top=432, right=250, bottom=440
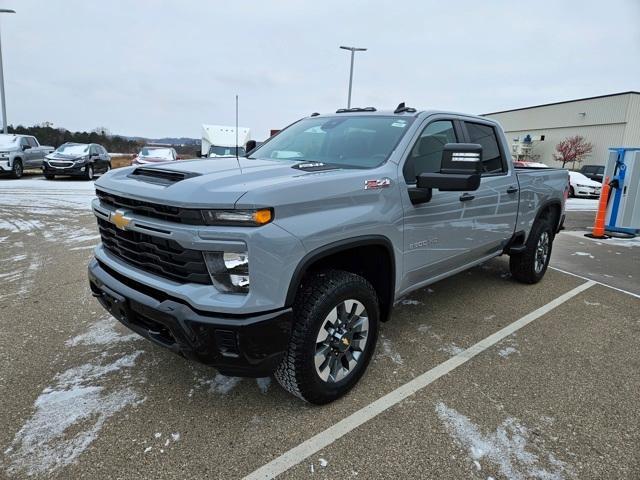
left=94, top=156, right=346, bottom=209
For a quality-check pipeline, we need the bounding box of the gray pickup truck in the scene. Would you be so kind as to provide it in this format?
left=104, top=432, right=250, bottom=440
left=0, top=134, right=55, bottom=178
left=88, top=105, right=568, bottom=404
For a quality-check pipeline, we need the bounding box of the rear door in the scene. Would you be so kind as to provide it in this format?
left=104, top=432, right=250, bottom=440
left=459, top=120, right=519, bottom=257
left=27, top=137, right=42, bottom=166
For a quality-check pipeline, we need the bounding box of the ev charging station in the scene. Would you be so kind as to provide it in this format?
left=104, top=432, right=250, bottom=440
left=603, top=147, right=640, bottom=235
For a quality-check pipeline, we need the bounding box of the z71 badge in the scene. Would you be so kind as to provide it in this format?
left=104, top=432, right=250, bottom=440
left=364, top=178, right=391, bottom=190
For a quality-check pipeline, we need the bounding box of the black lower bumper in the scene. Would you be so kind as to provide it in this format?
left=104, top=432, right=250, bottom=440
left=88, top=258, right=292, bottom=377
left=43, top=164, right=86, bottom=176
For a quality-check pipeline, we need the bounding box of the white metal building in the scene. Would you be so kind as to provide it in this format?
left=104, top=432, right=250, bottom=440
left=483, top=91, right=640, bottom=167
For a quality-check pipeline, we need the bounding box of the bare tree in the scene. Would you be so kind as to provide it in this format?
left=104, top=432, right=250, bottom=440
left=553, top=135, right=593, bottom=169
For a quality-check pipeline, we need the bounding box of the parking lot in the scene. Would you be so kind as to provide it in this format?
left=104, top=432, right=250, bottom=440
left=1, top=175, right=639, bottom=479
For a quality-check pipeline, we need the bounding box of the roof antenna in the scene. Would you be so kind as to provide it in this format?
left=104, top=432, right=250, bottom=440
left=394, top=102, right=416, bottom=114
left=235, top=94, right=241, bottom=169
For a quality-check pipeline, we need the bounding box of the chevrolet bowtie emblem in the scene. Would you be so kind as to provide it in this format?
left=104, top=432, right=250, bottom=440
left=341, top=337, right=350, bottom=347
left=110, top=209, right=132, bottom=230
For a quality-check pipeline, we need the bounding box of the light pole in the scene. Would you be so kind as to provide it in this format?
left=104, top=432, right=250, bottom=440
left=0, top=9, right=15, bottom=134
left=339, top=46, right=366, bottom=108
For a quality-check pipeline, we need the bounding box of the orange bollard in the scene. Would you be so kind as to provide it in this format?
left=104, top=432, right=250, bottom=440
left=586, top=176, right=610, bottom=239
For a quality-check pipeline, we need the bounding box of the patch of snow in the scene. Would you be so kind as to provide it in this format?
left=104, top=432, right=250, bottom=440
left=436, top=403, right=572, bottom=480
left=439, top=344, right=465, bottom=356
left=256, top=377, right=271, bottom=394
left=400, top=299, right=423, bottom=306
left=65, top=316, right=139, bottom=347
left=319, top=458, right=328, bottom=467
left=565, top=198, right=598, bottom=212
left=379, top=336, right=404, bottom=365
left=498, top=346, right=518, bottom=358
left=583, top=300, right=600, bottom=306
left=484, top=314, right=496, bottom=321
left=203, top=374, right=242, bottom=394
left=418, top=324, right=432, bottom=333
left=4, top=352, right=144, bottom=476
left=144, top=447, right=152, bottom=453
left=171, top=433, right=180, bottom=442
left=572, top=252, right=594, bottom=259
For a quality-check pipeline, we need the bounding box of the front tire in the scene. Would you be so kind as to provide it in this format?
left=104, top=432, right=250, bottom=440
left=44, top=173, right=55, bottom=180
left=11, top=159, right=23, bottom=179
left=509, top=218, right=554, bottom=284
left=275, top=270, right=379, bottom=404
left=84, top=164, right=94, bottom=181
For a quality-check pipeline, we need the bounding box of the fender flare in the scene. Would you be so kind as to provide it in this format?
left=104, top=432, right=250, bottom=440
left=532, top=199, right=562, bottom=235
left=284, top=235, right=396, bottom=308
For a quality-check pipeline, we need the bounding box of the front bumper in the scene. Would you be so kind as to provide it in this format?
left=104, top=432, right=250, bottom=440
left=88, top=258, right=292, bottom=377
left=43, top=162, right=88, bottom=176
left=0, top=159, right=11, bottom=171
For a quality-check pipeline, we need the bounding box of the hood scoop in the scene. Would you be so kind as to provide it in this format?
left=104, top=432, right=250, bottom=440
left=129, top=167, right=201, bottom=185
left=291, top=162, right=338, bottom=172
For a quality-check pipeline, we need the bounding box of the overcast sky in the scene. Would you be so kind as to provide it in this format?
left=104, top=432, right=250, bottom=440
left=2, top=0, right=639, bottom=139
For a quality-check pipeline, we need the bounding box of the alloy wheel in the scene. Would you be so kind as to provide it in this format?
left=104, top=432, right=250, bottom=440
left=314, top=299, right=369, bottom=383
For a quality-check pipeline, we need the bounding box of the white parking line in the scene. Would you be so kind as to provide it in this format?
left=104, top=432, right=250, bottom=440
left=243, top=280, right=596, bottom=480
left=549, top=266, right=640, bottom=299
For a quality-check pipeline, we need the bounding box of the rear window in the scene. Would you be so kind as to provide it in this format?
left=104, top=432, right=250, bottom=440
left=464, top=122, right=505, bottom=174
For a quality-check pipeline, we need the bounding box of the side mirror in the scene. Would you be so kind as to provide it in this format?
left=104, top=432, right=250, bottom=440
left=22, top=144, right=31, bottom=151
left=245, top=140, right=257, bottom=155
left=417, top=143, right=482, bottom=192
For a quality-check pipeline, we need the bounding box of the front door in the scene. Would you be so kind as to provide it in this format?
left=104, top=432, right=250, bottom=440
left=400, top=118, right=475, bottom=291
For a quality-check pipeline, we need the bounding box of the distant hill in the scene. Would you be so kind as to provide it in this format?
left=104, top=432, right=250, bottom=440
left=6, top=125, right=202, bottom=155
left=122, top=136, right=201, bottom=147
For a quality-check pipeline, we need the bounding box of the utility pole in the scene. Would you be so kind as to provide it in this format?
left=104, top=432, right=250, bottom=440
left=339, top=46, right=367, bottom=108
left=0, top=9, right=16, bottom=134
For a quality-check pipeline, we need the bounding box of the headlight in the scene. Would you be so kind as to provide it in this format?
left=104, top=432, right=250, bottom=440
left=203, top=251, right=249, bottom=294
left=201, top=208, right=273, bottom=226
left=74, top=156, right=88, bottom=164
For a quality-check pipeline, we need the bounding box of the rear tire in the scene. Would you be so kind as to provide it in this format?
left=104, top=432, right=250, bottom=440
left=275, top=270, right=379, bottom=404
left=509, top=219, right=554, bottom=284
left=11, top=159, right=23, bottom=179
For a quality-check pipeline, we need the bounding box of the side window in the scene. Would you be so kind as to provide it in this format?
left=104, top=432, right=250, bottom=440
left=28, top=137, right=38, bottom=147
left=464, top=122, right=505, bottom=174
left=403, top=120, right=457, bottom=183
left=90, top=145, right=97, bottom=155
left=20, top=137, right=29, bottom=148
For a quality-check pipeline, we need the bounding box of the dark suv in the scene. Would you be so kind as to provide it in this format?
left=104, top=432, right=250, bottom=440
left=43, top=143, right=111, bottom=180
left=579, top=164, right=604, bottom=182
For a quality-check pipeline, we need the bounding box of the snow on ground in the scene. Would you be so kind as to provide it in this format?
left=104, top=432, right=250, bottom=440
left=65, top=315, right=140, bottom=348
left=0, top=177, right=96, bottom=211
left=436, top=403, right=573, bottom=480
left=3, top=317, right=144, bottom=476
left=561, top=230, right=640, bottom=248
left=565, top=198, right=598, bottom=212
left=378, top=335, right=404, bottom=365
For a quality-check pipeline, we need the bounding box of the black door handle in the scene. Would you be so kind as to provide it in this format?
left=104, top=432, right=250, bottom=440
left=506, top=186, right=519, bottom=194
left=459, top=193, right=475, bottom=202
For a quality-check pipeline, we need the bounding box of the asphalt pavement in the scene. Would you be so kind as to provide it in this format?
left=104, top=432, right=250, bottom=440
left=0, top=177, right=638, bottom=479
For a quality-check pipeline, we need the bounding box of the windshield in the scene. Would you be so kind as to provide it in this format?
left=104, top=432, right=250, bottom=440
left=56, top=144, right=89, bottom=156
left=249, top=115, right=414, bottom=168
left=140, top=147, right=174, bottom=159
left=209, top=146, right=245, bottom=157
left=0, top=134, right=18, bottom=148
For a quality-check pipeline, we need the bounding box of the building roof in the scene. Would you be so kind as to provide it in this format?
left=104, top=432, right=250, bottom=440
left=482, top=91, right=640, bottom=116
